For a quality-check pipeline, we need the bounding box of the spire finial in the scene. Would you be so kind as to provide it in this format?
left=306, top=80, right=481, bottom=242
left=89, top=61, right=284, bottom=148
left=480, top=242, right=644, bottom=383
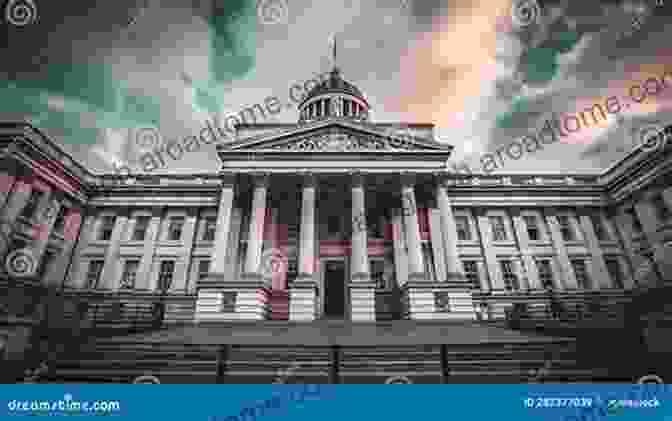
left=331, top=33, right=338, bottom=72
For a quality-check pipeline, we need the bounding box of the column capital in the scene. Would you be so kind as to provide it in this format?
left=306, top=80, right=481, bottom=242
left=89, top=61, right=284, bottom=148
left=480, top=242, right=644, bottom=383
left=250, top=173, right=270, bottom=188
left=301, top=172, right=318, bottom=189
left=219, top=173, right=236, bottom=188
left=349, top=171, right=366, bottom=188
left=399, top=172, right=418, bottom=188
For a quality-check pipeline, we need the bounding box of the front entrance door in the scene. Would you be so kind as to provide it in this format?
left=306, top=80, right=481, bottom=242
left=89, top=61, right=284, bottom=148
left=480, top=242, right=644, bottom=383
left=324, top=261, right=346, bottom=319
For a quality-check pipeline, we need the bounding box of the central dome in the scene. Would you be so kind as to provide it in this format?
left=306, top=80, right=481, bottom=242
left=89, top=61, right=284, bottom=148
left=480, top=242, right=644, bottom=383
left=298, top=68, right=370, bottom=124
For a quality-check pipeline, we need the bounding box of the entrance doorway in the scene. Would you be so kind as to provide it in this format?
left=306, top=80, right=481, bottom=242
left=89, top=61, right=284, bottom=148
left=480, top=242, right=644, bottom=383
left=323, top=260, right=347, bottom=319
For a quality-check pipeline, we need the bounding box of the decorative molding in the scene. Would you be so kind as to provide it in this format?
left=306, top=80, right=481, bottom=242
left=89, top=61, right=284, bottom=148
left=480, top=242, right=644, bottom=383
left=273, top=133, right=412, bottom=151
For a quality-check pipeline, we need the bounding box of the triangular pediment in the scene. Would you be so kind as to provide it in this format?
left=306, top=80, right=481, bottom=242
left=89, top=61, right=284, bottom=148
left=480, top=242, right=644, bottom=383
left=219, top=120, right=451, bottom=152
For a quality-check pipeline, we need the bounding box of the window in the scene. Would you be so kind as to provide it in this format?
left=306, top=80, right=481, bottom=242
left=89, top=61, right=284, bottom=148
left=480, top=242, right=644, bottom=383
left=19, top=190, right=44, bottom=220
left=523, top=215, right=540, bottom=241
left=557, top=215, right=575, bottom=241
left=626, top=208, right=643, bottom=234
left=590, top=213, right=609, bottom=241
left=370, top=260, right=386, bottom=289
left=120, top=260, right=140, bottom=289
left=198, top=260, right=211, bottom=281
left=571, top=259, right=590, bottom=289
left=490, top=216, right=507, bottom=241
left=500, top=260, right=519, bottom=291
left=157, top=261, right=175, bottom=292
left=132, top=216, right=150, bottom=241
left=605, top=258, right=624, bottom=289
left=52, top=207, right=67, bottom=233
left=167, top=217, right=185, bottom=241
left=202, top=217, right=217, bottom=241
left=652, top=194, right=670, bottom=222
left=97, top=216, right=116, bottom=241
left=86, top=260, right=104, bottom=289
left=462, top=261, right=480, bottom=287
left=455, top=216, right=471, bottom=241
left=38, top=250, right=56, bottom=278
left=536, top=260, right=554, bottom=289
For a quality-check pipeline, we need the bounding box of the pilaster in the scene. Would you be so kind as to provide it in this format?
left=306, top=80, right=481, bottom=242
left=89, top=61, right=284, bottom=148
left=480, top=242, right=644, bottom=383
left=510, top=208, right=540, bottom=290
left=634, top=199, right=670, bottom=283
left=138, top=208, right=162, bottom=290
left=99, top=211, right=128, bottom=290
left=173, top=208, right=197, bottom=292
left=578, top=211, right=610, bottom=289
left=66, top=212, right=96, bottom=289
left=475, top=209, right=503, bottom=290
left=544, top=208, right=577, bottom=290
left=210, top=175, right=236, bottom=275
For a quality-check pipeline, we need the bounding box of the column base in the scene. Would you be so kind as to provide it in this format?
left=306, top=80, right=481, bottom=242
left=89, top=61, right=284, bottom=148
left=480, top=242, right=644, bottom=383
left=348, top=280, right=377, bottom=322
left=401, top=281, right=476, bottom=321
left=289, top=277, right=318, bottom=321
left=194, top=274, right=271, bottom=322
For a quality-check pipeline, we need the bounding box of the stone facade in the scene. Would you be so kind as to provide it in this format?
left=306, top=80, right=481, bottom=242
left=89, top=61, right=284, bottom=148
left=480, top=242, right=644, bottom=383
left=0, top=69, right=670, bottom=326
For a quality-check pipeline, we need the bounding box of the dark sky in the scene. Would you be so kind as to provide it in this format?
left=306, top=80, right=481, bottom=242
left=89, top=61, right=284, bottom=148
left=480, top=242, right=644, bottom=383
left=1, top=0, right=671, bottom=174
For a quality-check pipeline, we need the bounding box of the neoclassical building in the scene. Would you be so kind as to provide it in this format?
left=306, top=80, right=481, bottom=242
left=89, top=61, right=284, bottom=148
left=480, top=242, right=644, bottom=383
left=0, top=68, right=671, bottom=327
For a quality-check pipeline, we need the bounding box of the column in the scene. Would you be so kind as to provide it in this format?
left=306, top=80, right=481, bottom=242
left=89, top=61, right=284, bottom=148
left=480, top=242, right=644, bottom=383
left=173, top=208, right=197, bottom=291
left=428, top=208, right=447, bottom=282
left=138, top=208, right=162, bottom=290
left=99, top=211, right=128, bottom=290
left=662, top=187, right=672, bottom=211
left=435, top=178, right=464, bottom=282
left=391, top=212, right=408, bottom=286
left=635, top=199, right=670, bottom=282
left=297, top=174, right=317, bottom=279
left=510, top=209, right=540, bottom=289
left=401, top=176, right=425, bottom=280
left=475, top=209, right=503, bottom=290
left=243, top=174, right=268, bottom=277
left=578, top=211, right=610, bottom=289
left=32, top=196, right=61, bottom=274
left=544, top=208, right=577, bottom=290
left=0, top=177, right=32, bottom=257
left=210, top=175, right=236, bottom=274
left=350, top=173, right=369, bottom=280
left=66, top=212, right=95, bottom=289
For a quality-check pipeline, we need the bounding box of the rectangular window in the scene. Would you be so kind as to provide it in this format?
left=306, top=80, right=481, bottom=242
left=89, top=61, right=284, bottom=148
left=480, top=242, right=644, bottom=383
left=158, top=260, right=175, bottom=292
left=52, top=207, right=67, bottom=233
left=198, top=260, right=211, bottom=281
left=500, top=260, right=519, bottom=291
left=20, top=190, right=44, bottom=220
left=120, top=260, right=140, bottom=289
left=590, top=213, right=609, bottom=241
left=605, top=258, right=624, bottom=289
left=462, top=260, right=480, bottom=287
left=38, top=250, right=56, bottom=278
left=132, top=216, right=150, bottom=241
left=202, top=217, right=217, bottom=241
left=98, top=216, right=116, bottom=241
left=86, top=260, right=104, bottom=289
left=571, top=259, right=590, bottom=289
left=370, top=260, right=386, bottom=289
left=652, top=194, right=670, bottom=222
left=557, top=215, right=575, bottom=241
left=490, top=216, right=508, bottom=241
left=167, top=217, right=185, bottom=241
left=523, top=215, right=540, bottom=241
left=455, top=216, right=471, bottom=241
left=536, top=259, right=554, bottom=289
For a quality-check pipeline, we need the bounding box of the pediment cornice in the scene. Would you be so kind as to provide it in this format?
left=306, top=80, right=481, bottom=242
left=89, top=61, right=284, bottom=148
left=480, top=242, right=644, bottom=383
left=219, top=120, right=450, bottom=152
